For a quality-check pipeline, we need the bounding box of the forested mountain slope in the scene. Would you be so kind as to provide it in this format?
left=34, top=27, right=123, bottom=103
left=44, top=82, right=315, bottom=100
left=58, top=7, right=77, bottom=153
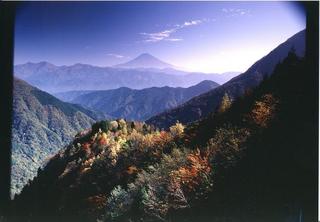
left=11, top=78, right=106, bottom=196
left=11, top=52, right=316, bottom=222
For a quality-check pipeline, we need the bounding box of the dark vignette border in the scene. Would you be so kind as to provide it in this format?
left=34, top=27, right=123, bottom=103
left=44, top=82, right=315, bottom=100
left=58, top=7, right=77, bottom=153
left=0, top=1, right=15, bottom=215
left=0, top=1, right=318, bottom=219
left=305, top=1, right=319, bottom=219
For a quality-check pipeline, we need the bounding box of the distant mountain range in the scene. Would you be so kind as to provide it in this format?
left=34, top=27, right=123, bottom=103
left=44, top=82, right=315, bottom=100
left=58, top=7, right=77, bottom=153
left=14, top=54, right=239, bottom=93
left=55, top=80, right=219, bottom=121
left=147, top=29, right=306, bottom=129
left=11, top=78, right=107, bottom=196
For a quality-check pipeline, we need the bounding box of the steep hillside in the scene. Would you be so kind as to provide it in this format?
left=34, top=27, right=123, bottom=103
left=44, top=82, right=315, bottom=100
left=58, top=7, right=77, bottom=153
left=147, top=29, right=305, bottom=129
left=11, top=52, right=316, bottom=222
left=11, top=78, right=106, bottom=196
left=69, top=80, right=219, bottom=121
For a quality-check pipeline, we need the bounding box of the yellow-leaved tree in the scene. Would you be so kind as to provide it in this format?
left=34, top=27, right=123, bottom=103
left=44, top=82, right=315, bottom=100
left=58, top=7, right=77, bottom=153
left=217, top=92, right=232, bottom=113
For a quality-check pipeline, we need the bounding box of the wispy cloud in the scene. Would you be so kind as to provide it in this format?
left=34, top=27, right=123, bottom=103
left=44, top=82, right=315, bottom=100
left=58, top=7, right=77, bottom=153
left=222, top=8, right=251, bottom=17
left=179, top=19, right=203, bottom=27
left=106, top=53, right=125, bottom=59
left=140, top=18, right=213, bottom=43
left=140, top=29, right=176, bottom=42
left=166, top=38, right=183, bottom=42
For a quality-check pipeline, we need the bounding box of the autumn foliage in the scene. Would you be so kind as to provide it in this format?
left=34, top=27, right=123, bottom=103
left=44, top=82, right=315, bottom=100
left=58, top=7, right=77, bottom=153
left=250, top=94, right=279, bottom=127
left=172, top=149, right=211, bottom=193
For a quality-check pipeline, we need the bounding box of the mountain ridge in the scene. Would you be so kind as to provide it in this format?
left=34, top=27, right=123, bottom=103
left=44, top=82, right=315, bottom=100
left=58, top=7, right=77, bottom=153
left=146, top=29, right=306, bottom=129
left=68, top=80, right=219, bottom=121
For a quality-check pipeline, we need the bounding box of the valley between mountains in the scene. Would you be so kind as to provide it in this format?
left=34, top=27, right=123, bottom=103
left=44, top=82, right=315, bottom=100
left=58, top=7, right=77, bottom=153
left=10, top=29, right=317, bottom=222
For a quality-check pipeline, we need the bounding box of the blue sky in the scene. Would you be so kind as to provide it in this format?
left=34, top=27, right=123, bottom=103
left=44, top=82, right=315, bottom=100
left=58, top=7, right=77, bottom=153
left=14, top=2, right=305, bottom=73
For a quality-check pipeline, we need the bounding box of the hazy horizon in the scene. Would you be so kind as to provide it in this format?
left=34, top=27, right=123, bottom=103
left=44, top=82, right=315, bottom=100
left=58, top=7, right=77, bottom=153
left=14, top=53, right=243, bottom=74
